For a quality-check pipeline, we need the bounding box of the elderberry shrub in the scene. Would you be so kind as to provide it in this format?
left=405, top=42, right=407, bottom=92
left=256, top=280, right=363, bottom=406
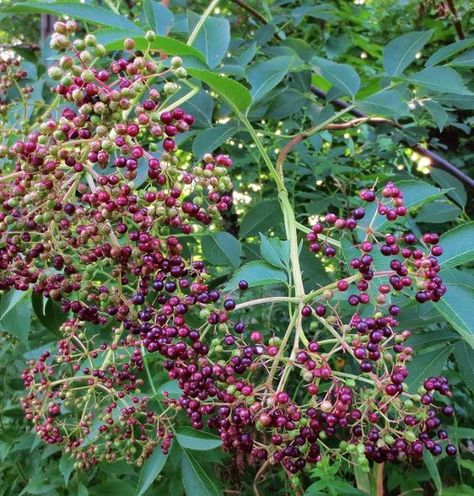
left=0, top=20, right=456, bottom=475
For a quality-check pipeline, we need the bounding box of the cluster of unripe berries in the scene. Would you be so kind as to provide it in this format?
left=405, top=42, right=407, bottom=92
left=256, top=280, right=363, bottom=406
left=3, top=20, right=455, bottom=476
left=0, top=53, right=31, bottom=116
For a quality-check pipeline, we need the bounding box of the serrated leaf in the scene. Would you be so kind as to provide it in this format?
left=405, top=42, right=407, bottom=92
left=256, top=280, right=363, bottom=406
left=106, top=36, right=205, bottom=61
left=192, top=124, right=238, bottom=158
left=259, top=234, right=289, bottom=269
left=176, top=428, right=222, bottom=451
left=407, top=345, right=453, bottom=392
left=438, top=222, right=474, bottom=269
left=358, top=89, right=408, bottom=118
left=426, top=38, right=474, bottom=66
left=143, top=0, right=174, bottom=35
left=383, top=30, right=433, bottom=76
left=434, top=283, right=474, bottom=349
left=201, top=232, right=242, bottom=269
left=224, top=261, right=287, bottom=290
left=59, top=455, right=75, bottom=486
left=247, top=56, right=294, bottom=102
left=431, top=169, right=467, bottom=208
left=7, top=2, right=143, bottom=34
left=188, top=12, right=230, bottom=69
left=187, top=68, right=251, bottom=112
left=416, top=199, right=461, bottom=223
left=449, top=48, right=474, bottom=67
left=136, top=445, right=169, bottom=496
left=424, top=450, right=442, bottom=493
left=313, top=58, right=360, bottom=98
left=455, top=341, right=474, bottom=394
left=240, top=199, right=283, bottom=238
left=181, top=449, right=220, bottom=496
left=423, top=100, right=448, bottom=131
left=409, top=67, right=472, bottom=95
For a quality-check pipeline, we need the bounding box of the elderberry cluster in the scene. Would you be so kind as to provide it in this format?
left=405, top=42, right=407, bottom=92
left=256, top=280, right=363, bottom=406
left=0, top=20, right=454, bottom=477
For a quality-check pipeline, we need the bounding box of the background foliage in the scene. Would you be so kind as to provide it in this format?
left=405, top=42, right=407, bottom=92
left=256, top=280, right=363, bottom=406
left=0, top=0, right=473, bottom=495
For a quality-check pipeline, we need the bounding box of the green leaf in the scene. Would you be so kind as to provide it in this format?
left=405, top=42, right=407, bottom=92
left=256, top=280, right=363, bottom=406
left=434, top=283, right=474, bottom=349
left=143, top=0, right=174, bottom=35
left=438, top=222, right=474, bottom=269
left=449, top=48, right=474, bottom=67
left=106, top=36, right=205, bottom=62
left=426, top=38, right=474, bottom=66
left=240, top=199, right=283, bottom=238
left=32, top=293, right=67, bottom=333
left=383, top=30, right=433, bottom=76
left=247, top=56, right=294, bottom=102
left=136, top=445, right=169, bottom=496
left=176, top=428, right=222, bottom=451
left=406, top=345, right=453, bottom=392
left=188, top=12, right=230, bottom=69
left=181, top=448, right=220, bottom=496
left=192, top=124, right=238, bottom=158
left=157, top=379, right=181, bottom=399
left=259, top=234, right=290, bottom=270
left=409, top=67, right=472, bottom=94
left=424, top=450, right=442, bottom=493
left=358, top=89, right=408, bottom=118
left=415, top=199, right=461, bottom=223
left=201, top=232, right=242, bottom=269
left=59, top=455, right=75, bottom=486
left=430, top=169, right=467, bottom=208
left=187, top=68, right=251, bottom=112
left=7, top=2, right=143, bottom=34
left=423, top=100, right=448, bottom=131
left=224, top=261, right=287, bottom=290
left=0, top=290, right=31, bottom=344
left=90, top=481, right=136, bottom=496
left=455, top=341, right=474, bottom=394
left=313, top=59, right=360, bottom=98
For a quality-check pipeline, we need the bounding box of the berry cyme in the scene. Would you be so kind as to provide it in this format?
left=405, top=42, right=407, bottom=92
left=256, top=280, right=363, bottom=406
left=0, top=19, right=456, bottom=478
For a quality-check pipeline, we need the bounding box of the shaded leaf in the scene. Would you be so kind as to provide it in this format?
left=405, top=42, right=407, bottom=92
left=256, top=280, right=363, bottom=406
left=438, top=222, right=474, bottom=269
left=201, top=232, right=242, bottom=269
left=383, top=30, right=433, bottom=76
left=409, top=67, right=472, bottom=95
left=136, top=445, right=169, bottom=496
left=224, top=261, right=287, bottom=290
left=181, top=449, right=220, bottom=496
left=176, top=428, right=222, bottom=451
left=247, top=56, right=294, bottom=102
left=240, top=200, right=283, bottom=238
left=188, top=12, right=230, bottom=69
left=426, top=38, right=474, bottom=66
left=455, top=341, right=474, bottom=394
left=187, top=68, right=251, bottom=112
left=259, top=234, right=290, bottom=270
left=7, top=2, right=143, bottom=34
left=192, top=123, right=238, bottom=158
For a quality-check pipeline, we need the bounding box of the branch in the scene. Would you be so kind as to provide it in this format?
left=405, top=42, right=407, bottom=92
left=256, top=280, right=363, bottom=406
left=310, top=85, right=474, bottom=189
left=445, top=0, right=465, bottom=40
left=230, top=0, right=268, bottom=25
left=0, top=43, right=40, bottom=51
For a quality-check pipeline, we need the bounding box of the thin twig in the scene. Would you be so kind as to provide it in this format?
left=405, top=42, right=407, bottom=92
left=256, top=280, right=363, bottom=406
left=253, top=460, right=270, bottom=496
left=445, top=0, right=465, bottom=39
